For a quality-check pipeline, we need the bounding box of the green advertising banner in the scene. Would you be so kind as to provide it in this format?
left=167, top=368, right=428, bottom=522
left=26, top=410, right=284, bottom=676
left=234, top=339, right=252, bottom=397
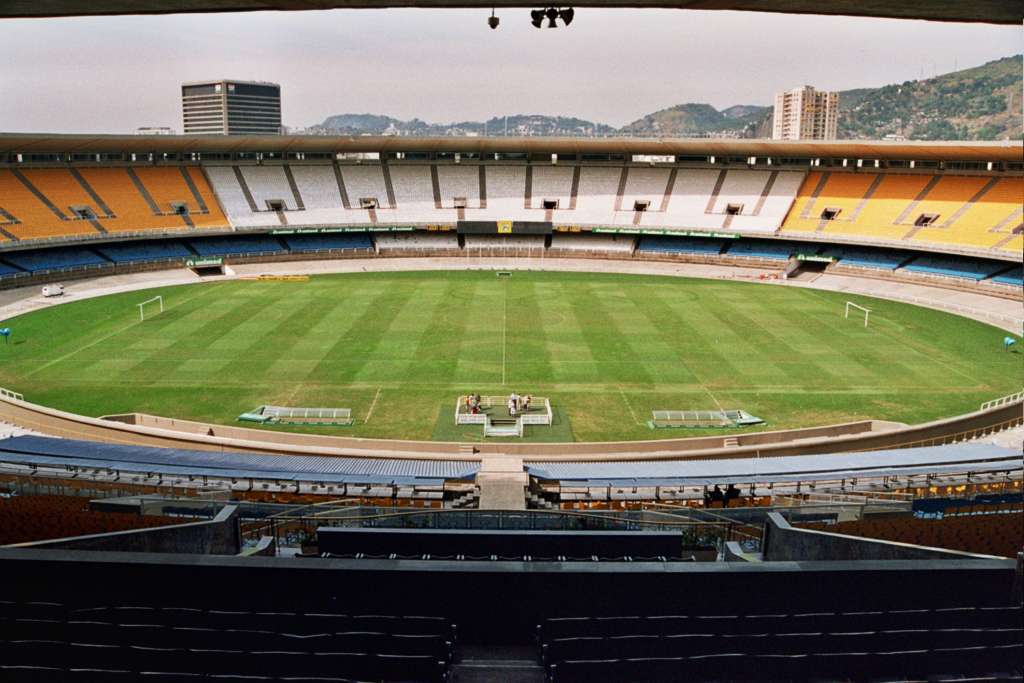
left=185, top=257, right=223, bottom=267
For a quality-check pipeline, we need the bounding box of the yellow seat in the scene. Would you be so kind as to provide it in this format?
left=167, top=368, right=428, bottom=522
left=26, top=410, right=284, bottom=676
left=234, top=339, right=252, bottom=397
left=783, top=172, right=882, bottom=234
left=134, top=166, right=228, bottom=229
left=909, top=176, right=1022, bottom=250
left=0, top=169, right=98, bottom=240
left=78, top=168, right=186, bottom=233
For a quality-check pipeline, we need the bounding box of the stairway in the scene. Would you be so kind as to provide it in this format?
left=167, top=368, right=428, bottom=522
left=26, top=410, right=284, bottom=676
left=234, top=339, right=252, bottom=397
left=451, top=644, right=546, bottom=683
left=447, top=490, right=479, bottom=509
left=484, top=416, right=522, bottom=438
left=527, top=491, right=556, bottom=510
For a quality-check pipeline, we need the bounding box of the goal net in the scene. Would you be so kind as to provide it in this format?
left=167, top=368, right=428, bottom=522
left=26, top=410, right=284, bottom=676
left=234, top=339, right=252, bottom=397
left=136, top=296, right=164, bottom=321
left=844, top=301, right=871, bottom=328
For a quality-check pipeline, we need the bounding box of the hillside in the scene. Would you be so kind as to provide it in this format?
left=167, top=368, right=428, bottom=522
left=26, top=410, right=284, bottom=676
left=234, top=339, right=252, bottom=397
left=619, top=55, right=1022, bottom=140
left=309, top=55, right=1022, bottom=141
left=618, top=103, right=768, bottom=138
left=837, top=55, right=1022, bottom=140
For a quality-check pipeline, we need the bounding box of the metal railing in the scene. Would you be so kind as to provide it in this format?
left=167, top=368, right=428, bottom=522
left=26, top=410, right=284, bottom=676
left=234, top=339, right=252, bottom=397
left=981, top=389, right=1024, bottom=411
left=238, top=506, right=756, bottom=553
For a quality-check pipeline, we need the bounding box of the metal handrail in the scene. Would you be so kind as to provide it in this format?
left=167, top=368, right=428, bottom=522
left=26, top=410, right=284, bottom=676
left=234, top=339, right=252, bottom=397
left=981, top=390, right=1024, bottom=411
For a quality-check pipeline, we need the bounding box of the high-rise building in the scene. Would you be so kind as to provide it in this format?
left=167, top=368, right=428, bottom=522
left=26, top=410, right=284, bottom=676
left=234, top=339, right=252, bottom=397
left=772, top=86, right=838, bottom=140
left=181, top=80, right=282, bottom=135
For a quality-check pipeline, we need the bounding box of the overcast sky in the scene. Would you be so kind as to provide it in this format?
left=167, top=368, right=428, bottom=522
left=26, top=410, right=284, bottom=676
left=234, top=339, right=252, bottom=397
left=0, top=10, right=1019, bottom=133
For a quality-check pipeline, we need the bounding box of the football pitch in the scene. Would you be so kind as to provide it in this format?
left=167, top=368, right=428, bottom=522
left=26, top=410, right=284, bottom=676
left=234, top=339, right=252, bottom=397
left=1, top=270, right=1020, bottom=442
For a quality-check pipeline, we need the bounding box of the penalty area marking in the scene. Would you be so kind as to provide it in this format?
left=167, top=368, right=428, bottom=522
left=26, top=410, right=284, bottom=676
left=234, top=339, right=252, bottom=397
left=24, top=286, right=213, bottom=379
left=617, top=387, right=645, bottom=426
left=363, top=386, right=383, bottom=424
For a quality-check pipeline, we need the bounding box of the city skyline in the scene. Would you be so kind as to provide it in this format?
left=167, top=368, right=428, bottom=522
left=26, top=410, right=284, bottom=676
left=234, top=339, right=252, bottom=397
left=0, top=9, right=1019, bottom=134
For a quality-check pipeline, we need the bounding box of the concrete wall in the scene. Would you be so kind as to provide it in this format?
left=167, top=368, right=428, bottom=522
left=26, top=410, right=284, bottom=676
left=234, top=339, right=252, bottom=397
left=239, top=535, right=276, bottom=557
left=9, top=505, right=241, bottom=555
left=724, top=541, right=762, bottom=562
left=761, top=512, right=1003, bottom=562
left=1, top=388, right=1019, bottom=462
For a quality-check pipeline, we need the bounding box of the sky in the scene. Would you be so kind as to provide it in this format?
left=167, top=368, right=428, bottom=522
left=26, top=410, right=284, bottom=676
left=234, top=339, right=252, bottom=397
left=0, top=9, right=1020, bottom=133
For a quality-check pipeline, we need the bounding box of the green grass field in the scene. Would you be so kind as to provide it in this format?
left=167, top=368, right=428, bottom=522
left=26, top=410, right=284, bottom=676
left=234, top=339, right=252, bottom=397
left=0, top=270, right=1020, bottom=443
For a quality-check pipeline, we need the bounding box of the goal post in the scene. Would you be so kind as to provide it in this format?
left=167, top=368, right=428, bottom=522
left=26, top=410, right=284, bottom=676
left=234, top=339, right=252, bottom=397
left=137, top=296, right=164, bottom=321
left=844, top=301, right=871, bottom=328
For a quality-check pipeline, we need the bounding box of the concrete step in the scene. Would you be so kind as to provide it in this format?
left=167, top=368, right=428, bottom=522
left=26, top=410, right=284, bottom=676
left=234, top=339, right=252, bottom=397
left=452, top=645, right=546, bottom=683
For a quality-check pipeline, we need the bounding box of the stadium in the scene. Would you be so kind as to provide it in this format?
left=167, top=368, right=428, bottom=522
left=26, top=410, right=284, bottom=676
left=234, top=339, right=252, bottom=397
left=1, top=2, right=1023, bottom=683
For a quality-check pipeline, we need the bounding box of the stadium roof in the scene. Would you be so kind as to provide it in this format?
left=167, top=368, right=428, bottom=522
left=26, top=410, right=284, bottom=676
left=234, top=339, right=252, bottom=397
left=3, top=133, right=1021, bottom=163
left=1, top=435, right=1019, bottom=489
left=2, top=0, right=1020, bottom=24
left=528, top=443, right=1024, bottom=487
left=0, top=435, right=479, bottom=485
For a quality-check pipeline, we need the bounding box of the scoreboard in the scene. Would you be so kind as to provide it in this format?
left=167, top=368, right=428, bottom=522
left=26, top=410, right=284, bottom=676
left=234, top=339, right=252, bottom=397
left=457, top=220, right=552, bottom=235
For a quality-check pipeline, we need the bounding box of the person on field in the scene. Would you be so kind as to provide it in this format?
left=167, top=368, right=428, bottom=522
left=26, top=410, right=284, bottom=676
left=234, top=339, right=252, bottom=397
left=508, top=396, right=516, bottom=417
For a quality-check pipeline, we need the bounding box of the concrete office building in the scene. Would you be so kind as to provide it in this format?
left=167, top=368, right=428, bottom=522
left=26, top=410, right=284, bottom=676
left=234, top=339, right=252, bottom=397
left=181, top=80, right=282, bottom=135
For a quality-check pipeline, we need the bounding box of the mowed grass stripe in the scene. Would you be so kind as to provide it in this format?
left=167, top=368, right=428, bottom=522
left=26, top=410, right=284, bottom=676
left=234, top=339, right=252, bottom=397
left=655, top=284, right=792, bottom=387
left=697, top=288, right=846, bottom=387
left=592, top=284, right=694, bottom=386
left=562, top=280, right=656, bottom=385
left=536, top=279, right=595, bottom=384
left=218, top=283, right=348, bottom=380
left=1, top=270, right=1020, bottom=442
left=738, top=288, right=909, bottom=386
left=307, top=280, right=422, bottom=383
left=27, top=283, right=229, bottom=380
left=506, top=279, right=555, bottom=385
left=401, top=277, right=469, bottom=382
left=117, top=282, right=293, bottom=380
left=619, top=283, right=714, bottom=387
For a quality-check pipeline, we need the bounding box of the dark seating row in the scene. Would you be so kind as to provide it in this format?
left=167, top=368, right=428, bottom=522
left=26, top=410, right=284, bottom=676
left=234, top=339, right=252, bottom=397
left=542, top=628, right=1023, bottom=665
left=538, top=606, right=1022, bottom=641
left=1, top=619, right=451, bottom=660
left=1, top=666, right=363, bottom=682
left=548, top=644, right=1024, bottom=682
left=0, top=641, right=448, bottom=681
left=0, top=602, right=455, bottom=638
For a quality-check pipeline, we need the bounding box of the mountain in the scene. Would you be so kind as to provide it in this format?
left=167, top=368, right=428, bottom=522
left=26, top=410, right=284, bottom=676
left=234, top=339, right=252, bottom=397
left=320, top=113, right=406, bottom=132
left=618, top=55, right=1022, bottom=140
left=309, top=55, right=1021, bottom=141
left=310, top=113, right=615, bottom=137
left=837, top=55, right=1022, bottom=140
left=618, top=103, right=767, bottom=138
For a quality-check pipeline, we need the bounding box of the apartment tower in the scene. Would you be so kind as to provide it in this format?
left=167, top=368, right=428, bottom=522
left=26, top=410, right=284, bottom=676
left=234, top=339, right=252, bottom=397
left=772, top=86, right=838, bottom=140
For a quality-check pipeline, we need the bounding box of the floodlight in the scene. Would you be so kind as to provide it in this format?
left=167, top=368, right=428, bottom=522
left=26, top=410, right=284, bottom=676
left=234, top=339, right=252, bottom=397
left=488, top=9, right=499, bottom=28
left=545, top=6, right=558, bottom=27
left=558, top=7, right=574, bottom=25
left=530, top=9, right=545, bottom=27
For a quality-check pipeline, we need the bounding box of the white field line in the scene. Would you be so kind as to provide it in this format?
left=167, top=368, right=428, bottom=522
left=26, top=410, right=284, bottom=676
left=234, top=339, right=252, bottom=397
left=703, top=385, right=726, bottom=413
left=617, top=386, right=645, bottom=426
left=24, top=286, right=212, bottom=379
left=363, top=386, right=383, bottom=424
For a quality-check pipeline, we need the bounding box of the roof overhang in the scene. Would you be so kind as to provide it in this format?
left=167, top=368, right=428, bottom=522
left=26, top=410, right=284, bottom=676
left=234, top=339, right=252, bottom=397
left=2, top=133, right=1021, bottom=163
left=2, top=0, right=1021, bottom=24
